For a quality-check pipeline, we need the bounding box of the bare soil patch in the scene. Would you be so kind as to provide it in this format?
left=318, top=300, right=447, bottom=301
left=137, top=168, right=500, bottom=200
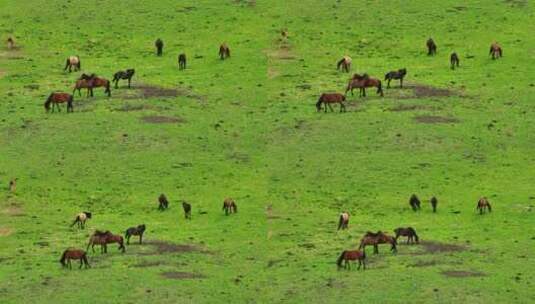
left=127, top=84, right=204, bottom=101
left=413, top=115, right=459, bottom=124
left=140, top=115, right=185, bottom=124
left=411, top=84, right=455, bottom=98
left=0, top=227, right=13, bottom=236
left=420, top=241, right=467, bottom=254
left=161, top=271, right=205, bottom=280
left=388, top=104, right=431, bottom=112
left=141, top=240, right=204, bottom=255
left=1, top=205, right=25, bottom=217
left=441, top=270, right=486, bottom=278
left=114, top=103, right=156, bottom=112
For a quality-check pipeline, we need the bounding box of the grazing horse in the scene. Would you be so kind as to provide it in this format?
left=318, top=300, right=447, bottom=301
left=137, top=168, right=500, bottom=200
left=178, top=53, right=187, bottom=70
left=182, top=201, right=192, bottom=219
left=155, top=38, right=163, bottom=56
left=409, top=194, right=421, bottom=211
left=60, top=248, right=90, bottom=269
left=112, top=69, right=135, bottom=88
left=125, top=224, right=146, bottom=245
left=427, top=38, right=437, bottom=55
left=359, top=231, right=397, bottom=254
left=316, top=93, right=346, bottom=113
left=489, top=42, right=502, bottom=59
left=430, top=196, right=438, bottom=213
left=477, top=197, right=492, bottom=214
left=394, top=227, right=419, bottom=244
left=64, top=55, right=81, bottom=72
left=44, top=92, right=73, bottom=113
left=71, top=212, right=92, bottom=229
left=9, top=178, right=17, bottom=192
left=219, top=43, right=231, bottom=60
left=337, top=212, right=349, bottom=230
left=87, top=230, right=125, bottom=253
left=336, top=250, right=366, bottom=270
left=158, top=194, right=169, bottom=210
left=385, top=68, right=407, bottom=88
left=7, top=37, right=14, bottom=50
left=450, top=53, right=460, bottom=70
left=346, top=74, right=383, bottom=97
left=336, top=56, right=352, bottom=72
left=75, top=74, right=111, bottom=97
left=222, top=198, right=237, bottom=215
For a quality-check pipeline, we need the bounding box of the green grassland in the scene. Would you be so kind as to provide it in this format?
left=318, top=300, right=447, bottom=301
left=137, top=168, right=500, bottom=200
left=1, top=0, right=535, bottom=303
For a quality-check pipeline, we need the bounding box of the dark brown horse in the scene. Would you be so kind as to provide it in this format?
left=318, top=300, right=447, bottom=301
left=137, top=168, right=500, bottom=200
left=427, top=38, right=437, bottom=55
left=394, top=227, right=419, bottom=244
left=74, top=74, right=111, bottom=97
left=346, top=74, right=383, bottom=97
left=430, top=196, right=438, bottom=213
left=477, top=197, right=492, bottom=214
left=219, top=43, right=231, bottom=60
left=316, top=93, right=346, bottom=112
left=178, top=53, right=186, bottom=70
left=64, top=55, right=81, bottom=72
left=112, top=69, right=135, bottom=88
left=450, top=52, right=460, bottom=70
left=359, top=231, right=397, bottom=254
left=125, top=224, right=146, bottom=245
left=489, top=42, right=502, bottom=59
left=336, top=250, right=366, bottom=270
left=60, top=248, right=90, bottom=269
left=182, top=201, right=191, bottom=219
left=223, top=198, right=237, bottom=215
left=87, top=230, right=125, bottom=253
left=44, top=92, right=73, bottom=113
left=409, top=194, right=421, bottom=211
left=155, top=38, right=163, bottom=56
left=385, top=68, right=407, bottom=88
left=158, top=194, right=169, bottom=210
left=336, top=56, right=352, bottom=72
left=337, top=212, right=349, bottom=230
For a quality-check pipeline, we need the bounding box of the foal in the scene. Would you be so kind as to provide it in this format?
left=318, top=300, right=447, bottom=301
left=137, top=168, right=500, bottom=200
left=316, top=93, right=346, bottom=113
left=336, top=56, right=352, bottom=72
left=60, top=248, right=90, bottom=269
left=222, top=198, right=237, bottom=215
left=125, top=224, right=146, bottom=245
left=394, top=227, right=419, bottom=244
left=409, top=194, right=421, bottom=211
left=158, top=194, right=169, bottom=210
left=477, top=197, right=492, bottom=214
left=336, top=250, right=366, bottom=270
left=450, top=53, right=460, bottom=70
left=384, top=68, right=407, bottom=88
left=178, top=53, right=187, bottom=70
left=112, top=69, right=135, bottom=88
left=427, top=38, right=437, bottom=55
left=182, top=201, right=192, bottom=219
left=337, top=212, right=349, bottom=230
left=64, top=55, right=81, bottom=72
left=71, top=212, right=92, bottom=229
left=155, top=38, right=164, bottom=56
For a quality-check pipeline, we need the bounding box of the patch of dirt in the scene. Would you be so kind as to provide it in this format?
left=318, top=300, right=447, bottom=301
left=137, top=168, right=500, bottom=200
left=0, top=227, right=13, bottom=236
left=1, top=205, right=25, bottom=217
left=142, top=240, right=204, bottom=255
left=413, top=115, right=459, bottom=124
left=140, top=115, right=185, bottom=124
left=441, top=270, right=486, bottom=278
left=161, top=271, right=205, bottom=280
left=420, top=241, right=467, bottom=254
left=113, top=103, right=156, bottom=112
left=411, top=84, right=455, bottom=98
left=388, top=104, right=430, bottom=112
left=127, top=84, right=204, bottom=101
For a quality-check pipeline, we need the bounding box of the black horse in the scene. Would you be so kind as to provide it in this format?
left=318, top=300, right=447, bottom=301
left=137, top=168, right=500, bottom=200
left=125, top=224, right=146, bottom=245
left=178, top=53, right=186, bottom=70
left=427, top=38, right=437, bottom=55
left=430, top=196, right=438, bottom=213
left=409, top=194, right=421, bottom=211
left=384, top=68, right=407, bottom=88
left=155, top=38, right=164, bottom=56
left=158, top=194, right=169, bottom=210
left=112, top=69, right=135, bottom=88
left=182, top=201, right=191, bottom=219
left=450, top=53, right=460, bottom=70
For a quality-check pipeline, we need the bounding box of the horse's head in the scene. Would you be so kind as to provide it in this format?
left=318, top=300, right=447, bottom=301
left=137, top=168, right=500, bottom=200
left=84, top=212, right=92, bottom=219
left=138, top=224, right=146, bottom=231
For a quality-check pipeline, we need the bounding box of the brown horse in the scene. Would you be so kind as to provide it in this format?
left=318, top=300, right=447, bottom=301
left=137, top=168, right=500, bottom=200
left=450, top=52, right=460, bottom=70
left=394, top=227, right=419, bottom=244
left=222, top=198, right=237, bottom=215
left=337, top=212, right=349, bottom=230
left=336, top=250, right=366, bottom=270
left=346, top=74, right=383, bottom=97
left=477, top=197, right=492, bottom=214
left=87, top=230, right=125, bottom=253
left=489, top=42, right=502, bottom=59
left=430, top=196, right=438, bottom=213
left=178, top=53, right=186, bottom=70
left=336, top=56, right=352, bottom=72
left=64, top=55, right=81, bottom=72
left=60, top=248, right=90, bottom=269
left=219, top=43, right=231, bottom=60
left=316, top=93, right=346, bottom=112
left=44, top=92, right=73, bottom=113
left=74, top=74, right=111, bottom=97
left=7, top=37, right=14, bottom=50
left=427, top=38, right=437, bottom=55
left=409, top=194, right=421, bottom=211
left=359, top=231, right=397, bottom=254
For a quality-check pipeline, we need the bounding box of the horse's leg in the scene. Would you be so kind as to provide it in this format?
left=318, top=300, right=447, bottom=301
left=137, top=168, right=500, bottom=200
left=79, top=258, right=83, bottom=269
left=357, top=260, right=361, bottom=270
left=139, top=234, right=142, bottom=244
left=387, top=79, right=391, bottom=88
left=327, top=103, right=334, bottom=112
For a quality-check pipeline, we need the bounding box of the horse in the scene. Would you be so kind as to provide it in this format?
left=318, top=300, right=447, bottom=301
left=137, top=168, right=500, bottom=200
left=385, top=68, right=407, bottom=88
left=450, top=53, right=460, bottom=70
left=316, top=93, right=346, bottom=113
left=44, top=92, right=74, bottom=113
left=409, top=194, right=421, bottom=211
left=71, top=212, right=92, bottom=229
left=125, top=224, right=146, bottom=245
left=182, top=201, right=191, bottom=219
left=75, top=74, right=111, bottom=97
left=8, top=178, right=16, bottom=192
left=64, top=55, right=81, bottom=72
left=477, top=197, right=492, bottom=214
left=489, top=42, right=502, bottom=60
left=60, top=248, right=90, bottom=269
left=336, top=56, right=352, bottom=73
left=178, top=53, right=186, bottom=70
left=394, top=227, right=419, bottom=244
left=336, top=250, right=365, bottom=270
left=7, top=37, right=14, bottom=50
left=359, top=231, right=397, bottom=254
left=87, top=230, right=125, bottom=253
left=112, top=69, right=135, bottom=88
left=430, top=196, right=438, bottom=213
left=158, top=194, right=169, bottom=210
left=219, top=43, right=231, bottom=60
left=281, top=29, right=288, bottom=38
left=427, top=38, right=437, bottom=55
left=337, top=212, right=349, bottom=230
left=222, top=198, right=237, bottom=215
left=346, top=74, right=383, bottom=97
left=155, top=38, right=163, bottom=56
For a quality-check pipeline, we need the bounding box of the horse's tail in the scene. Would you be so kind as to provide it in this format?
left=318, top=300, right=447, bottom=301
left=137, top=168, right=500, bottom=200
left=59, top=250, right=66, bottom=266
left=336, top=251, right=346, bottom=268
